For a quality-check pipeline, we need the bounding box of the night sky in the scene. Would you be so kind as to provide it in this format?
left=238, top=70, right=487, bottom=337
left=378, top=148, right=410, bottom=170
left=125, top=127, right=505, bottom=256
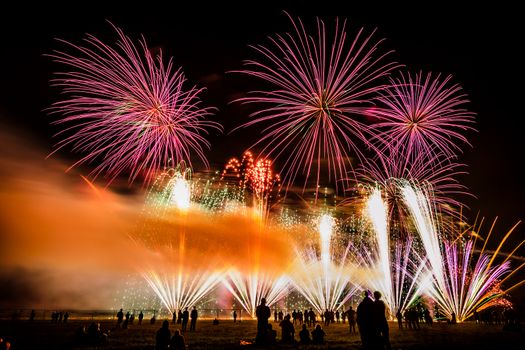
left=1, top=3, right=523, bottom=237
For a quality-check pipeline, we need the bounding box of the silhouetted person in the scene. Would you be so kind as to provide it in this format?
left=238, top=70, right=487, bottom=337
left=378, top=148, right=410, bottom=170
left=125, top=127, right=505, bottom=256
left=311, top=324, right=325, bottom=344
left=172, top=311, right=177, bottom=324
left=138, top=311, right=144, bottom=325
left=309, top=309, right=315, bottom=326
left=63, top=311, right=69, bottom=323
left=396, top=309, right=403, bottom=329
left=255, top=297, right=271, bottom=344
left=116, top=309, right=124, bottom=327
left=169, top=329, right=185, bottom=350
left=177, top=310, right=183, bottom=324
left=87, top=322, right=108, bottom=345
left=336, top=310, right=340, bottom=323
left=373, top=291, right=391, bottom=350
left=279, top=314, right=295, bottom=343
left=423, top=309, right=433, bottom=326
left=342, top=309, right=347, bottom=323
left=150, top=315, right=157, bottom=325
left=266, top=324, right=277, bottom=345
left=233, top=310, right=237, bottom=323
left=357, top=290, right=375, bottom=349
left=450, top=312, right=457, bottom=324
left=59, top=312, right=63, bottom=323
left=29, top=309, right=36, bottom=322
left=182, top=308, right=189, bottom=332
left=299, top=324, right=311, bottom=344
left=129, top=313, right=135, bottom=325
left=190, top=306, right=198, bottom=331
left=347, top=306, right=356, bottom=334
left=155, top=320, right=171, bottom=350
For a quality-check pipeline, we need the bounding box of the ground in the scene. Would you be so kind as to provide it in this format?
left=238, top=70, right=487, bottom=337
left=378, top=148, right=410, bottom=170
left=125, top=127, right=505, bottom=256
left=1, top=318, right=524, bottom=349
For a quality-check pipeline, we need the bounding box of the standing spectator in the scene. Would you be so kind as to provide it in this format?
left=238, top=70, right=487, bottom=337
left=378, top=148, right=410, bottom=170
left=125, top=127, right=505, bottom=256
left=181, top=308, right=189, bottom=332
left=396, top=309, right=403, bottom=329
left=255, top=298, right=271, bottom=345
left=357, top=291, right=374, bottom=349
left=347, top=306, right=357, bottom=334
left=138, top=311, right=144, bottom=325
left=233, top=310, right=238, bottom=323
left=309, top=309, right=316, bottom=326
left=29, top=310, right=36, bottom=322
left=373, top=291, right=391, bottom=350
left=190, top=306, right=198, bottom=331
left=116, top=309, right=124, bottom=328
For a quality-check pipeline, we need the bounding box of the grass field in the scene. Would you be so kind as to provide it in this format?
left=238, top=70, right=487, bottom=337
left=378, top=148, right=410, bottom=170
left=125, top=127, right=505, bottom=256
left=1, top=319, right=524, bottom=349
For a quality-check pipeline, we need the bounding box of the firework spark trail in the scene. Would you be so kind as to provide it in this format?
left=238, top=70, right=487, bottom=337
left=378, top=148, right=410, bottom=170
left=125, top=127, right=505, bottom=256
left=234, top=13, right=399, bottom=196
left=48, top=24, right=220, bottom=184
left=365, top=188, right=392, bottom=302
left=358, top=188, right=423, bottom=314
left=289, top=214, right=358, bottom=313
left=221, top=271, right=289, bottom=318
left=246, top=158, right=281, bottom=221
left=369, top=72, right=476, bottom=166
left=401, top=182, right=516, bottom=321
left=400, top=183, right=445, bottom=282
left=143, top=270, right=224, bottom=313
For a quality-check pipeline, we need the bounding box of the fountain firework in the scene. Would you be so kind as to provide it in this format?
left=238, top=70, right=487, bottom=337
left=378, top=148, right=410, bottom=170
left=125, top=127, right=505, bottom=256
left=355, top=188, right=423, bottom=315
left=289, top=214, right=358, bottom=313
left=401, top=182, right=523, bottom=321
left=132, top=165, right=225, bottom=312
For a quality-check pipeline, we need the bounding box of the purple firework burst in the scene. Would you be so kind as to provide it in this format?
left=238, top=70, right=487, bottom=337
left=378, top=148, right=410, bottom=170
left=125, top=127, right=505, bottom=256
left=234, top=13, right=399, bottom=196
left=48, top=24, right=220, bottom=184
left=369, top=71, right=476, bottom=165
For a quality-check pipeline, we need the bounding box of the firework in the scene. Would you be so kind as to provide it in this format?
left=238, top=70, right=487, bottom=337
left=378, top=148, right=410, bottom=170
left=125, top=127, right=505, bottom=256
left=289, top=214, right=359, bottom=313
left=221, top=151, right=281, bottom=220
left=132, top=165, right=225, bottom=312
left=221, top=271, right=290, bottom=318
left=48, top=24, right=220, bottom=184
left=401, top=182, right=523, bottom=321
left=369, top=72, right=476, bottom=165
left=356, top=152, right=469, bottom=233
left=354, top=188, right=423, bottom=315
left=234, top=13, right=398, bottom=196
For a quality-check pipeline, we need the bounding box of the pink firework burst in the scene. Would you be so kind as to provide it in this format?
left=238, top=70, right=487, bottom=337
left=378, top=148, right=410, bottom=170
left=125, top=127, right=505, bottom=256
left=48, top=24, right=220, bottom=184
left=234, top=13, right=399, bottom=196
left=369, top=71, right=476, bottom=164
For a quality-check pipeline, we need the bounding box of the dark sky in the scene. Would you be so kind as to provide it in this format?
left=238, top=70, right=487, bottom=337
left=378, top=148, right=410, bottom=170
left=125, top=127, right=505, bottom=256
left=0, top=2, right=523, bottom=234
